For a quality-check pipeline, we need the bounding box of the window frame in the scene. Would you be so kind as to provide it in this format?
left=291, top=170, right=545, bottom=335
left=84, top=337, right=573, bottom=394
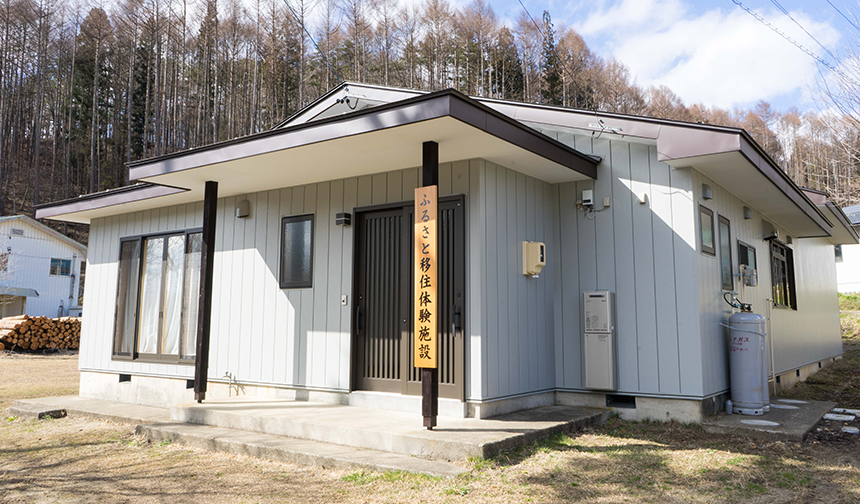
left=279, top=214, right=315, bottom=289
left=718, top=214, right=733, bottom=291
left=835, top=244, right=844, bottom=263
left=770, top=240, right=797, bottom=310
left=699, top=205, right=716, bottom=256
left=111, top=228, right=202, bottom=364
left=737, top=240, right=757, bottom=271
left=50, top=257, right=72, bottom=277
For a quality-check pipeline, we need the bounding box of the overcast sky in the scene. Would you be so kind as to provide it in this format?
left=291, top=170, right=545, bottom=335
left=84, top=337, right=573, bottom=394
left=486, top=0, right=854, bottom=112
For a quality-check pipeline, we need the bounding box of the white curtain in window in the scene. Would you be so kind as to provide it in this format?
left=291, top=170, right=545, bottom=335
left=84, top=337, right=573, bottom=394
left=162, top=235, right=184, bottom=356
left=181, top=233, right=202, bottom=359
left=138, top=237, right=164, bottom=354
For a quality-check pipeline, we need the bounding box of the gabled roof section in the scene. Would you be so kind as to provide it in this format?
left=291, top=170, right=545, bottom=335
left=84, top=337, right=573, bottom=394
left=303, top=83, right=833, bottom=238
left=275, top=82, right=424, bottom=129
left=36, top=89, right=598, bottom=224
left=0, top=214, right=88, bottom=252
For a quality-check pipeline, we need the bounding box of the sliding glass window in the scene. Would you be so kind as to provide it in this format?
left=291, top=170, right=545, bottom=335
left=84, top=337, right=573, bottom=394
left=113, top=230, right=202, bottom=363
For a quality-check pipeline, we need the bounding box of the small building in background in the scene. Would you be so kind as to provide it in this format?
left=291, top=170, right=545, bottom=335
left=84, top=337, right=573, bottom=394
left=0, top=215, right=87, bottom=317
left=836, top=203, right=860, bottom=294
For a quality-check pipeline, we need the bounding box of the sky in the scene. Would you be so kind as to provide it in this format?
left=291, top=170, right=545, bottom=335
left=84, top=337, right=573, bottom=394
left=486, top=0, right=856, bottom=113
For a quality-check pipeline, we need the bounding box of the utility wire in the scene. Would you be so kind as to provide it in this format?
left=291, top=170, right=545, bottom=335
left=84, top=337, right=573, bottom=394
left=731, top=0, right=844, bottom=78
left=281, top=0, right=342, bottom=84
left=516, top=0, right=595, bottom=113
left=826, top=0, right=860, bottom=35
left=769, top=0, right=838, bottom=62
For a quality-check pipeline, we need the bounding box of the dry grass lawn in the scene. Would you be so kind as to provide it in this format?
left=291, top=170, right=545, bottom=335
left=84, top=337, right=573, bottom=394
left=0, top=351, right=79, bottom=410
left=2, top=343, right=860, bottom=502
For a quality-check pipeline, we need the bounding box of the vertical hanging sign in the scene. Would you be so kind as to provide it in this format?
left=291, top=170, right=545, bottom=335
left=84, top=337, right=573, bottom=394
left=414, top=185, right=438, bottom=369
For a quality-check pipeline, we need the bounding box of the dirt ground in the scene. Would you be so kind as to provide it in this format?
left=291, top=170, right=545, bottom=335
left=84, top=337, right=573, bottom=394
left=2, top=347, right=860, bottom=503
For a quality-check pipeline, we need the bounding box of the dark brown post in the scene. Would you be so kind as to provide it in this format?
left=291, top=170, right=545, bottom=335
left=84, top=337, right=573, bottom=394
left=194, top=180, right=218, bottom=402
left=421, top=141, right=439, bottom=429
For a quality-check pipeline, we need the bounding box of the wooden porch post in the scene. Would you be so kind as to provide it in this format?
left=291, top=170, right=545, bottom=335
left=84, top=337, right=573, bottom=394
left=421, top=141, right=439, bottom=429
left=194, top=181, right=218, bottom=402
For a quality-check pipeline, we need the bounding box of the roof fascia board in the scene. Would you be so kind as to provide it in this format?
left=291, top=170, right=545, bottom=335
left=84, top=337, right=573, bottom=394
left=736, top=138, right=832, bottom=233
left=826, top=201, right=860, bottom=243
left=35, top=183, right=188, bottom=222
left=129, top=89, right=597, bottom=181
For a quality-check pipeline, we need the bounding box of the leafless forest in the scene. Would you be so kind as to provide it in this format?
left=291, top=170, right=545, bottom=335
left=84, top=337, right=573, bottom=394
left=1, top=0, right=858, bottom=243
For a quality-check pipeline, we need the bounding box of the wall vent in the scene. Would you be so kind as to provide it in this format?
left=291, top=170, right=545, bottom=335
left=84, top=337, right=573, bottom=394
left=119, top=374, right=131, bottom=383
left=11, top=228, right=23, bottom=236
left=606, top=394, right=636, bottom=409
left=186, top=379, right=195, bottom=389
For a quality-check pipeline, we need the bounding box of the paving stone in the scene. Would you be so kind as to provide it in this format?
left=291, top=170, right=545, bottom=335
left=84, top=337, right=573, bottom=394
left=823, top=413, right=855, bottom=422
left=842, top=426, right=860, bottom=435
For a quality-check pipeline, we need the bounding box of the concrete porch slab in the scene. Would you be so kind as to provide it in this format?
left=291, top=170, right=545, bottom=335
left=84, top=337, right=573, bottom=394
left=171, top=397, right=608, bottom=461
left=137, top=422, right=466, bottom=478
left=702, top=399, right=836, bottom=441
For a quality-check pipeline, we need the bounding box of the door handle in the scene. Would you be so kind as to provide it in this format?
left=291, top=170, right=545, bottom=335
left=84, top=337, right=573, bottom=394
left=452, top=304, right=461, bottom=336
left=356, top=305, right=363, bottom=334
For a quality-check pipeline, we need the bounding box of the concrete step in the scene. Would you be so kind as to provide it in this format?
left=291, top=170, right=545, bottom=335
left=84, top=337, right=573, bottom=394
left=137, top=422, right=467, bottom=478
left=172, top=399, right=607, bottom=461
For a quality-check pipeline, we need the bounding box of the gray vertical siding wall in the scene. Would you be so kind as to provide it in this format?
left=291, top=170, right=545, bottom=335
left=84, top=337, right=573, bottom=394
left=691, top=171, right=843, bottom=396
left=540, top=130, right=704, bottom=398
left=478, top=162, right=557, bottom=399
left=80, top=164, right=495, bottom=398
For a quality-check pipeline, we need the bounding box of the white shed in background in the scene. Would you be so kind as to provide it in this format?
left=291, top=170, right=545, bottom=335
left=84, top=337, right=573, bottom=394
left=836, top=203, right=860, bottom=294
left=0, top=215, right=87, bottom=317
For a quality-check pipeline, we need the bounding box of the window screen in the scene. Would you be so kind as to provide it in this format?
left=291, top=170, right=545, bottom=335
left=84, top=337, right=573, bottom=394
left=718, top=215, right=732, bottom=290
left=700, top=205, right=715, bottom=256
left=280, top=215, right=314, bottom=289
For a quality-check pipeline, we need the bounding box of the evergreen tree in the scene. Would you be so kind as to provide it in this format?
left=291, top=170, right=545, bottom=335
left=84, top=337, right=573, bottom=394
left=541, top=11, right=561, bottom=106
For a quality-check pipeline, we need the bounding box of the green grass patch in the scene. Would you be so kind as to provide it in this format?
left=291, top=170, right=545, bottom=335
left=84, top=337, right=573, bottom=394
left=341, top=469, right=377, bottom=485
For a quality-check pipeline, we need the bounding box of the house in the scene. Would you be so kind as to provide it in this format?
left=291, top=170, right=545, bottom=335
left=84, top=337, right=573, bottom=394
left=0, top=215, right=87, bottom=318
left=836, top=203, right=860, bottom=294
left=35, top=83, right=858, bottom=423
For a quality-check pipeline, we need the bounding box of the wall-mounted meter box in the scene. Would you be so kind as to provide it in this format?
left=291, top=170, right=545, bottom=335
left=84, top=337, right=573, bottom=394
left=522, top=241, right=546, bottom=277
left=583, top=290, right=617, bottom=391
left=581, top=189, right=594, bottom=206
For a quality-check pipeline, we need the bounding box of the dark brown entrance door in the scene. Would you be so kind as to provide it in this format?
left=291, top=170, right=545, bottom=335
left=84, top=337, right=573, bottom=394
left=353, top=196, right=465, bottom=400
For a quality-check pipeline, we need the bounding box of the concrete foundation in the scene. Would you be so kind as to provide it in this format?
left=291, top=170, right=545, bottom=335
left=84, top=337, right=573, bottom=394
left=772, top=357, right=841, bottom=393
left=80, top=371, right=348, bottom=409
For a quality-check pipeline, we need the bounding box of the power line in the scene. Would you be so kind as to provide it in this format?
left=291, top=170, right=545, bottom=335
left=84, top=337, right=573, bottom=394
left=825, top=0, right=860, bottom=35
left=731, top=0, right=844, bottom=78
left=769, top=0, right=838, bottom=62
left=515, top=0, right=583, bottom=108
left=281, top=0, right=342, bottom=85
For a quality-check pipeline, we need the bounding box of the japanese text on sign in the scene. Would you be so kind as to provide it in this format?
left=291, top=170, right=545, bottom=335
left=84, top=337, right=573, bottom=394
left=414, top=185, right=437, bottom=368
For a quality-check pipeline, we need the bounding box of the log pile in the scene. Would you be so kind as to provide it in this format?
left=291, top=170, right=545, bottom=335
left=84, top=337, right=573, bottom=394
left=0, top=315, right=82, bottom=352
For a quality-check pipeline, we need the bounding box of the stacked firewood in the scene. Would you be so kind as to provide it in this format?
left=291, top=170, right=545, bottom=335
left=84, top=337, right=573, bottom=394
left=0, top=315, right=81, bottom=352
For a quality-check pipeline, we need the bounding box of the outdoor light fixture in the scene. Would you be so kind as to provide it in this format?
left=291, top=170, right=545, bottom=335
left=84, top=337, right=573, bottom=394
left=743, top=206, right=752, bottom=220
left=236, top=199, right=250, bottom=218
left=702, top=184, right=712, bottom=200
left=336, top=212, right=352, bottom=226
